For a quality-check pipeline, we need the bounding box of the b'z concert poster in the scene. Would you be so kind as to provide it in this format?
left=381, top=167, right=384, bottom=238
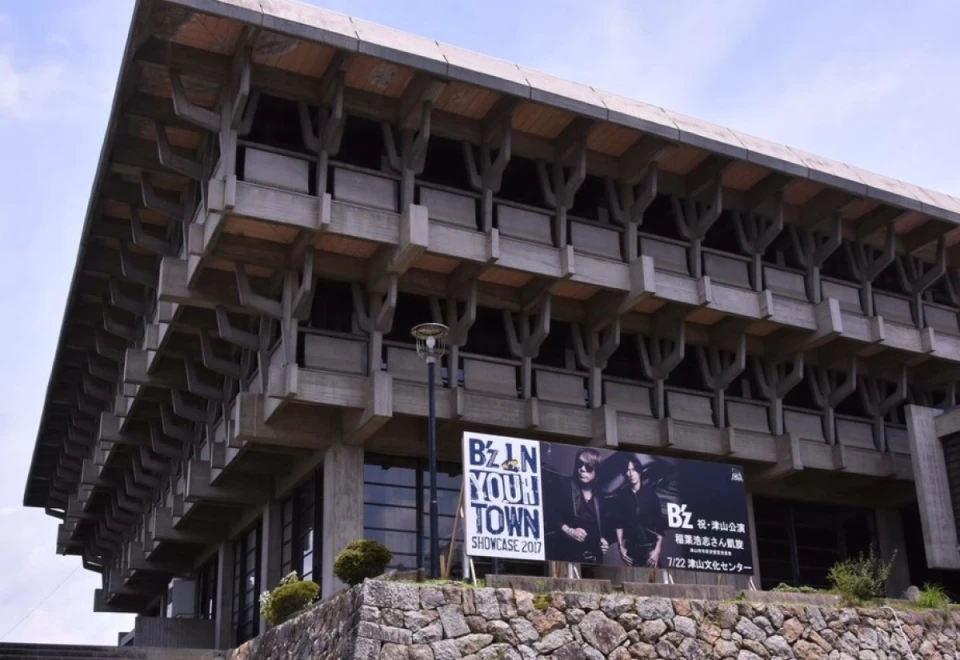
left=462, top=432, right=754, bottom=575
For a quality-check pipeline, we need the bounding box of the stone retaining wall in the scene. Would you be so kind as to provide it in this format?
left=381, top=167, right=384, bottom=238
left=230, top=580, right=960, bottom=660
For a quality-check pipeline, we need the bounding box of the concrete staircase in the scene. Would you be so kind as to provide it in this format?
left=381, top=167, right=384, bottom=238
left=0, top=643, right=224, bottom=660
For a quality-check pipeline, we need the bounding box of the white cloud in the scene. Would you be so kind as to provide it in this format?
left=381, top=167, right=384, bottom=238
left=0, top=45, right=65, bottom=120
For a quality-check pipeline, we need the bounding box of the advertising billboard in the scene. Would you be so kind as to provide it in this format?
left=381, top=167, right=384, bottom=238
left=463, top=432, right=754, bottom=575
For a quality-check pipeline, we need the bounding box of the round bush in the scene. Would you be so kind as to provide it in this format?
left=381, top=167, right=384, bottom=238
left=333, top=539, right=392, bottom=586
left=260, top=574, right=320, bottom=626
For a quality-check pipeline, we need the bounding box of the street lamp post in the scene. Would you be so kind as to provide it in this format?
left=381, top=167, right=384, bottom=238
left=412, top=322, right=449, bottom=579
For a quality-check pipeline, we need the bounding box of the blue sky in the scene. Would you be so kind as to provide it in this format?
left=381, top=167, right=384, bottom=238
left=1, top=0, right=959, bottom=646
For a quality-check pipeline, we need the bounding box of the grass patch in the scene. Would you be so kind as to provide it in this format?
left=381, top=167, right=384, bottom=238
left=915, top=583, right=951, bottom=610
left=771, top=583, right=820, bottom=594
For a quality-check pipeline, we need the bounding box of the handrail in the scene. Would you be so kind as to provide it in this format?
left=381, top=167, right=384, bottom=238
left=879, top=606, right=916, bottom=660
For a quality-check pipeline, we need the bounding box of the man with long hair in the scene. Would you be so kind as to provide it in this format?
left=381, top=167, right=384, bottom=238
left=544, top=447, right=609, bottom=563
left=614, top=457, right=666, bottom=568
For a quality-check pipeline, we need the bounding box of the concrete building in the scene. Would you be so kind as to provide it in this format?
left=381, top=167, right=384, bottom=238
left=21, top=0, right=960, bottom=649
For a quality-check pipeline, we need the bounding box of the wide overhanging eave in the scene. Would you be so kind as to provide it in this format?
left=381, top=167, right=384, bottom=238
left=22, top=0, right=149, bottom=508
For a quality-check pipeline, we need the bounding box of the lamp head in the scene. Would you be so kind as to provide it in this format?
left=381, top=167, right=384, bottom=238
left=412, top=323, right=449, bottom=362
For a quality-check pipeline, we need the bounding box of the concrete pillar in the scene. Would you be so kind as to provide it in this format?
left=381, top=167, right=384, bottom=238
left=905, top=405, right=960, bottom=569
left=213, top=541, right=235, bottom=650
left=876, top=507, right=911, bottom=597
left=259, top=500, right=283, bottom=631
left=321, top=443, right=364, bottom=598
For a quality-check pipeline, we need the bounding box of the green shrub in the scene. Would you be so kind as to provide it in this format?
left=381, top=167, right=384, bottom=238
left=827, top=549, right=894, bottom=605
left=771, top=583, right=818, bottom=594
left=333, top=539, right=393, bottom=586
left=916, top=583, right=951, bottom=610
left=259, top=572, right=320, bottom=626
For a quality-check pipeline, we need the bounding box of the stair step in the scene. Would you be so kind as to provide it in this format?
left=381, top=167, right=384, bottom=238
left=0, top=644, right=222, bottom=660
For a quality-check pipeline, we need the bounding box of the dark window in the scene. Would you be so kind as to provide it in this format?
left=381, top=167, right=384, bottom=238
left=462, top=307, right=512, bottom=361
left=335, top=116, right=385, bottom=171
left=703, top=210, right=744, bottom=255
left=497, top=157, right=545, bottom=209
left=195, top=555, right=218, bottom=620
left=280, top=476, right=322, bottom=582
left=420, top=136, right=473, bottom=191
left=640, top=195, right=682, bottom=242
left=821, top=242, right=854, bottom=282
left=306, top=278, right=354, bottom=334
left=384, top=293, right=433, bottom=345
left=569, top=175, right=605, bottom=223
left=605, top=335, right=644, bottom=382
left=753, top=497, right=876, bottom=591
left=363, top=454, right=547, bottom=579
left=665, top=351, right=709, bottom=392
left=243, top=94, right=307, bottom=154
left=534, top=321, right=571, bottom=370
left=874, top=262, right=908, bottom=296
left=231, top=522, right=262, bottom=645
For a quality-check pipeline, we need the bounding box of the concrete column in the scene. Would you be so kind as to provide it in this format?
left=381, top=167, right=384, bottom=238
left=321, top=443, right=364, bottom=598
left=259, top=500, right=283, bottom=631
left=876, top=507, right=911, bottom=597
left=905, top=405, right=960, bottom=569
left=213, top=541, right=235, bottom=650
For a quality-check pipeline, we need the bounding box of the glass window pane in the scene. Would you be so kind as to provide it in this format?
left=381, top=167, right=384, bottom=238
left=365, top=484, right=418, bottom=507
left=365, top=503, right=417, bottom=531
left=364, top=463, right=416, bottom=487
left=365, top=529, right=417, bottom=555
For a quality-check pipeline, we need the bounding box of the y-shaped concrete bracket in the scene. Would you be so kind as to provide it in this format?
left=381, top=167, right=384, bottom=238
left=671, top=174, right=722, bottom=278
left=537, top=139, right=587, bottom=249
left=352, top=275, right=399, bottom=375
left=808, top=358, right=858, bottom=445
left=299, top=52, right=350, bottom=196
left=129, top=207, right=176, bottom=257
left=429, top=279, right=478, bottom=388
left=464, top=111, right=513, bottom=232
left=696, top=333, right=746, bottom=428
left=733, top=193, right=784, bottom=291
left=215, top=308, right=273, bottom=393
left=504, top=294, right=552, bottom=399
left=638, top=319, right=685, bottom=420
left=383, top=100, right=432, bottom=210
left=752, top=353, right=804, bottom=435
left=859, top=367, right=907, bottom=452
left=236, top=248, right=316, bottom=365
left=896, top=236, right=946, bottom=328
left=606, top=165, right=658, bottom=262
left=845, top=221, right=896, bottom=317
left=788, top=213, right=842, bottom=304
left=573, top=319, right=621, bottom=408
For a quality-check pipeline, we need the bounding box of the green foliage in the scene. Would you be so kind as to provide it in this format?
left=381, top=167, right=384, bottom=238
left=333, top=539, right=393, bottom=586
left=827, top=549, right=895, bottom=605
left=916, top=583, right=951, bottom=610
left=772, top=583, right=818, bottom=594
left=532, top=594, right=551, bottom=611
left=259, top=572, right=320, bottom=626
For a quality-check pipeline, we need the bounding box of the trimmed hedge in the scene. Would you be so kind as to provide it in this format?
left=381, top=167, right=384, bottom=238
left=259, top=572, right=320, bottom=626
left=333, top=539, right=392, bottom=586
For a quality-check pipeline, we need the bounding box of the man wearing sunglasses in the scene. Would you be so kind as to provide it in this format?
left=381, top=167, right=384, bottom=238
left=544, top=447, right=610, bottom=564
